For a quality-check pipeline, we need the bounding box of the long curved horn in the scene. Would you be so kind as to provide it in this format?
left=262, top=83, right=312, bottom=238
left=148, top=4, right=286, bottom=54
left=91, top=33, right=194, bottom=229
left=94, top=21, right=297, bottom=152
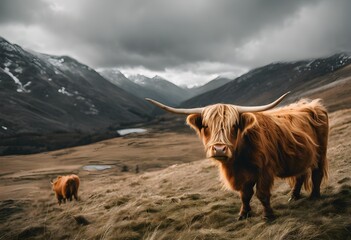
left=146, top=91, right=290, bottom=115
left=145, top=98, right=204, bottom=115
left=235, top=92, right=290, bottom=113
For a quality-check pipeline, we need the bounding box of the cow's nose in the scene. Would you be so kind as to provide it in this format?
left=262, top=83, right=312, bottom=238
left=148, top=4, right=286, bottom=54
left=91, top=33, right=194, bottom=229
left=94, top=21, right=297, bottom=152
left=212, top=144, right=227, bottom=156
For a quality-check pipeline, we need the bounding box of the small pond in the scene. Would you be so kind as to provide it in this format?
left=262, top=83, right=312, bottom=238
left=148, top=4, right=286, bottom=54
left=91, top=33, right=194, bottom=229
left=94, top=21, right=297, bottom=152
left=82, top=165, right=113, bottom=171
left=117, top=128, right=147, bottom=136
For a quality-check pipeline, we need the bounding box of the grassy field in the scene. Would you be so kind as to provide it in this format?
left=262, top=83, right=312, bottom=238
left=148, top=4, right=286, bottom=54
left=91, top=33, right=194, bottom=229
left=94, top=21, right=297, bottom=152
left=0, top=109, right=350, bottom=239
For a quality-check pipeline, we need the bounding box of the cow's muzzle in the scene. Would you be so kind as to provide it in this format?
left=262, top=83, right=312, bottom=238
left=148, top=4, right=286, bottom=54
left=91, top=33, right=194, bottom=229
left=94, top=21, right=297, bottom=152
left=210, top=144, right=229, bottom=161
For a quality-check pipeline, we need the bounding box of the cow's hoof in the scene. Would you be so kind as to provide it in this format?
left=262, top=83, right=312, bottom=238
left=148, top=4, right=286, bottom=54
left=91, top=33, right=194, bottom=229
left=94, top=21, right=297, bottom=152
left=238, top=211, right=252, bottom=221
left=288, top=195, right=300, bottom=202
left=309, top=193, right=321, bottom=200
left=263, top=214, right=276, bottom=222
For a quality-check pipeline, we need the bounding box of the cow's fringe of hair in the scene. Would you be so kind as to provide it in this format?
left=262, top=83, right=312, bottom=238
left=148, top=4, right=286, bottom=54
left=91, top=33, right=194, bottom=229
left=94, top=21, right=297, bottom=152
left=202, top=104, right=239, bottom=148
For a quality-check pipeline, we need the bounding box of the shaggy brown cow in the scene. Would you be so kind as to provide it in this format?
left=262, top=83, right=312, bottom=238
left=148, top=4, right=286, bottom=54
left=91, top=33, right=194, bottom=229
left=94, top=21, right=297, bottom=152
left=51, top=174, right=80, bottom=205
left=146, top=92, right=329, bottom=220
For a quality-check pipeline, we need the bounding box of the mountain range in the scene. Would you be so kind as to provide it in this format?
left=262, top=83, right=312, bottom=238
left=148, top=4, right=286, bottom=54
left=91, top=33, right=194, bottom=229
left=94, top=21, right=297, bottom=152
left=98, top=70, right=190, bottom=106
left=183, top=53, right=351, bottom=112
left=98, top=69, right=231, bottom=106
left=1, top=35, right=351, bottom=154
left=0, top=37, right=155, bottom=153
left=0, top=36, right=231, bottom=154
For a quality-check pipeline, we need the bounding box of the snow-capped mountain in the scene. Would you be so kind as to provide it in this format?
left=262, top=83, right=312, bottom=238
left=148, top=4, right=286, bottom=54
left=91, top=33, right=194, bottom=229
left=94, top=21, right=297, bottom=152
left=0, top=36, right=152, bottom=154
left=128, top=74, right=193, bottom=105
left=99, top=69, right=234, bottom=106
left=98, top=69, right=181, bottom=106
left=182, top=53, right=351, bottom=109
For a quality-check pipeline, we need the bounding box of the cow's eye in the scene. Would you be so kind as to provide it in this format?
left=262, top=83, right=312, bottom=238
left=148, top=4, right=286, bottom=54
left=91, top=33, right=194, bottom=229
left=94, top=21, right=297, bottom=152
left=231, top=125, right=238, bottom=136
left=202, top=125, right=209, bottom=136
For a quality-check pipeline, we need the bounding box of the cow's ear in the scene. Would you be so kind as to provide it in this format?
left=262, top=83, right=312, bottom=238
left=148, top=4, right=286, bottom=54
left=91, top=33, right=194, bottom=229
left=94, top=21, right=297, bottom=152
left=186, top=114, right=202, bottom=132
left=239, top=113, right=257, bottom=135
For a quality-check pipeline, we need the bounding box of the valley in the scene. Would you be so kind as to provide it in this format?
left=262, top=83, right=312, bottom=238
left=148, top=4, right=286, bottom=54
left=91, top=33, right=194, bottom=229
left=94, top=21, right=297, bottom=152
left=1, top=36, right=351, bottom=239
left=0, top=108, right=350, bottom=239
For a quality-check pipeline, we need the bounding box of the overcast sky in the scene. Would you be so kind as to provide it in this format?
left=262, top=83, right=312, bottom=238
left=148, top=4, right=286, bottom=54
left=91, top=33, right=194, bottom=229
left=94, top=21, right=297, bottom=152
left=1, top=0, right=351, bottom=87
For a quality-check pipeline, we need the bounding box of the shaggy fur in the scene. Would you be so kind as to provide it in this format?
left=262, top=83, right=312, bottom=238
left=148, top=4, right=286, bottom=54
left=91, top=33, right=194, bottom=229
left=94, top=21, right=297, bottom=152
left=51, top=174, right=80, bottom=205
left=187, top=99, right=329, bottom=220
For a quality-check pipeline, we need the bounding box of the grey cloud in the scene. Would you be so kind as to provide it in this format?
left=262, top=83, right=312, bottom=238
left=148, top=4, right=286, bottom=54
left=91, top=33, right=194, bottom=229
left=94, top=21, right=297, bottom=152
left=1, top=0, right=350, bottom=76
left=79, top=0, right=320, bottom=68
left=0, top=0, right=50, bottom=25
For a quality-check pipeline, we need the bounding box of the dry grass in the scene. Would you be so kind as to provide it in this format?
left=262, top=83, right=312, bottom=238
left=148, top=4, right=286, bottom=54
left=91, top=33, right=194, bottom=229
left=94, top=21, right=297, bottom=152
left=0, top=110, right=351, bottom=239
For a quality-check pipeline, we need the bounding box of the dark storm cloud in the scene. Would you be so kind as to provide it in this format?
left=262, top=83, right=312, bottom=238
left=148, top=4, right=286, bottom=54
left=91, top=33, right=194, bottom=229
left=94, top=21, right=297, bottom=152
left=0, top=0, right=50, bottom=24
left=61, top=0, right=320, bottom=69
left=1, top=0, right=351, bottom=85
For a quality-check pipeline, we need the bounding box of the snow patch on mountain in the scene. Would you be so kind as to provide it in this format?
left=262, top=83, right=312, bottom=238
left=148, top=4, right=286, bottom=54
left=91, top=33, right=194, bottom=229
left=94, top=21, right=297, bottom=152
left=14, top=67, right=23, bottom=73
left=83, top=101, right=99, bottom=115
left=58, top=87, right=73, bottom=96
left=4, top=60, right=11, bottom=67
left=48, top=57, right=65, bottom=67
left=2, top=66, right=31, bottom=93
left=73, top=94, right=99, bottom=115
left=129, top=74, right=149, bottom=85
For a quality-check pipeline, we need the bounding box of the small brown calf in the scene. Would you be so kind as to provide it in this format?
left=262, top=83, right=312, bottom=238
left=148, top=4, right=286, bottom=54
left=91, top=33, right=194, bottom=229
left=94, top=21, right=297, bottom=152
left=51, top=174, right=80, bottom=205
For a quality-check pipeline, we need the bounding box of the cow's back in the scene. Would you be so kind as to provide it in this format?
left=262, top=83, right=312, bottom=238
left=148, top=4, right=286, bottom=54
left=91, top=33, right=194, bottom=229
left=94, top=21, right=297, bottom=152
left=253, top=99, right=328, bottom=178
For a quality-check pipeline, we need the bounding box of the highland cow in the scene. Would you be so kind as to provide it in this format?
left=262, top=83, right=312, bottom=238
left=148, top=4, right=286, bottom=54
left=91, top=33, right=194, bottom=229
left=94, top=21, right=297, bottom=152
left=51, top=174, right=80, bottom=205
left=146, top=92, right=329, bottom=220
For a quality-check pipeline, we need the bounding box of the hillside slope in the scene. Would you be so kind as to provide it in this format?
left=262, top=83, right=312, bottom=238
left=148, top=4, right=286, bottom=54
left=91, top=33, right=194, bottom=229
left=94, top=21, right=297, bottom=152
left=182, top=54, right=351, bottom=111
left=188, top=76, right=232, bottom=96
left=0, top=108, right=350, bottom=239
left=0, top=37, right=151, bottom=135
left=0, top=37, right=153, bottom=154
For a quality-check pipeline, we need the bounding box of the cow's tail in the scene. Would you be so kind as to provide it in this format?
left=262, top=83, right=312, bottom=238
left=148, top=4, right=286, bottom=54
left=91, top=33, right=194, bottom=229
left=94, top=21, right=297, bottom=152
left=311, top=99, right=329, bottom=186
left=316, top=132, right=329, bottom=188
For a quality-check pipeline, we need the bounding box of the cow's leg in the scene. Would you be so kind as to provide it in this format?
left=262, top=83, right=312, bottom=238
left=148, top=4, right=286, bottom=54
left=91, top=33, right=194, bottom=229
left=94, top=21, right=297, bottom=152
left=256, top=175, right=275, bottom=220
left=67, top=191, right=72, bottom=201
left=57, top=194, right=62, bottom=205
left=257, top=192, right=275, bottom=220
left=66, top=187, right=72, bottom=201
left=74, top=192, right=78, bottom=201
left=310, top=167, right=323, bottom=199
left=238, top=182, right=255, bottom=220
left=289, top=174, right=306, bottom=201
